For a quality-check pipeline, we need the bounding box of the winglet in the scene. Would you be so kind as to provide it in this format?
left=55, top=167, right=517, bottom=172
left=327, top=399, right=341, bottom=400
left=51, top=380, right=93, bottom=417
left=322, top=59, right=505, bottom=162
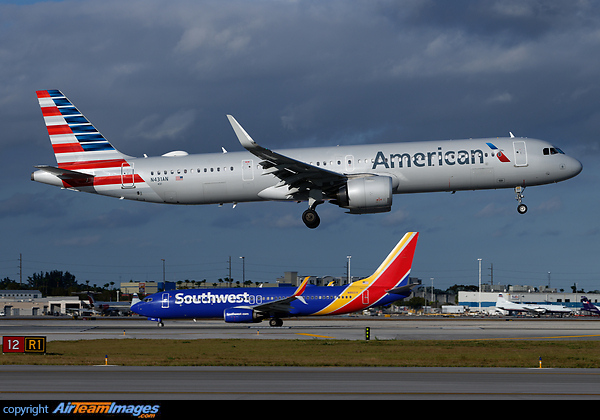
left=292, top=276, right=311, bottom=305
left=227, top=115, right=257, bottom=150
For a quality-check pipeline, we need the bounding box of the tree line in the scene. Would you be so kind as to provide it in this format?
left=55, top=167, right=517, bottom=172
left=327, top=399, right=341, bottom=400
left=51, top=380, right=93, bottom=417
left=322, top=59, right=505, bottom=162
left=1, top=270, right=116, bottom=300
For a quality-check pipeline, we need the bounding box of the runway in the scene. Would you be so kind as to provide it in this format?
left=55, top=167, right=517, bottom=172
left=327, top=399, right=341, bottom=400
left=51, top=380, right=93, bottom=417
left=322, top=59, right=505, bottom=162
left=1, top=365, right=599, bottom=400
left=2, top=317, right=600, bottom=401
left=1, top=316, right=600, bottom=341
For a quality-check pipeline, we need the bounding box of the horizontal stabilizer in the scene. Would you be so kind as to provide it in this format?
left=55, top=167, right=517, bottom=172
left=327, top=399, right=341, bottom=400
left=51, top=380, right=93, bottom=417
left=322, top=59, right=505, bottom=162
left=34, top=165, right=94, bottom=180
left=387, top=282, right=420, bottom=295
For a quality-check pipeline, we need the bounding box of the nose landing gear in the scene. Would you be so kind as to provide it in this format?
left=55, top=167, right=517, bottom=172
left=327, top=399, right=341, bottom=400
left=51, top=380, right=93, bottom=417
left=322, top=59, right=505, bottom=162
left=515, top=186, right=527, bottom=214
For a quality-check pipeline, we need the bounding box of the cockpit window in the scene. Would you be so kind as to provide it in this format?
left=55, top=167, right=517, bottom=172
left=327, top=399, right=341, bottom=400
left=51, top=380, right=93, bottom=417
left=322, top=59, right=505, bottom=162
left=143, top=298, right=153, bottom=303
left=543, top=147, right=565, bottom=156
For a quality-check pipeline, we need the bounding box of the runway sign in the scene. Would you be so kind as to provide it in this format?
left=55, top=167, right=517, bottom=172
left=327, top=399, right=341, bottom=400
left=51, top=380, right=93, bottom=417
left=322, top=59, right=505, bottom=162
left=2, top=336, right=46, bottom=354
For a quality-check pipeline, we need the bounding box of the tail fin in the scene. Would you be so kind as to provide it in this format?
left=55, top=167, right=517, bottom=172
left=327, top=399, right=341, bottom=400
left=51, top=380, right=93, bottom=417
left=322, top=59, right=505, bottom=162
left=36, top=90, right=129, bottom=171
left=366, top=231, right=419, bottom=290
left=581, top=296, right=599, bottom=314
left=312, top=232, right=418, bottom=316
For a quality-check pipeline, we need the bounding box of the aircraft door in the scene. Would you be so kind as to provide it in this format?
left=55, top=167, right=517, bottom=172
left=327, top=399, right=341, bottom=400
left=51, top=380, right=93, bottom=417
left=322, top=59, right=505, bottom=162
left=242, top=159, right=254, bottom=181
left=513, top=141, right=528, bottom=167
left=121, top=163, right=135, bottom=189
left=161, top=293, right=170, bottom=309
left=362, top=289, right=370, bottom=305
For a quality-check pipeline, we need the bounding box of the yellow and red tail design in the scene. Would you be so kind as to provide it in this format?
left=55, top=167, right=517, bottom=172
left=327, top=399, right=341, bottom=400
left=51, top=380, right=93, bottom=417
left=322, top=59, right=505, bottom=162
left=313, top=232, right=419, bottom=316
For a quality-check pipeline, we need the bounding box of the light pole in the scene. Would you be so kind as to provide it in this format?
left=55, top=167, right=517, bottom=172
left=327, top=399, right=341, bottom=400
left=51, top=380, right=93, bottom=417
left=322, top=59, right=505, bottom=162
left=347, top=255, right=351, bottom=284
left=431, top=277, right=434, bottom=310
left=478, top=258, right=482, bottom=312
left=240, top=256, right=245, bottom=285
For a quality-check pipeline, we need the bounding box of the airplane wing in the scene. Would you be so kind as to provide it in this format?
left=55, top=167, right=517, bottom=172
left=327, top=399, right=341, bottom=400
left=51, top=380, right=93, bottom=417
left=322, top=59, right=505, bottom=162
left=251, top=277, right=310, bottom=314
left=34, top=165, right=94, bottom=180
left=227, top=115, right=347, bottom=197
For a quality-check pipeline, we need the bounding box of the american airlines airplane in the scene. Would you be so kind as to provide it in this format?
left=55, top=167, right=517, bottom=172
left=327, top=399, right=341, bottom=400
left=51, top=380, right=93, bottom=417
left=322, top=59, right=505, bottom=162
left=131, top=232, right=419, bottom=327
left=32, top=90, right=583, bottom=228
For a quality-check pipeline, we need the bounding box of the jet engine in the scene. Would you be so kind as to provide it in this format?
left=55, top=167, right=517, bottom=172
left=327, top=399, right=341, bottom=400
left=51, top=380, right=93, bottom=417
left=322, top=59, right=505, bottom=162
left=223, top=307, right=262, bottom=323
left=333, top=176, right=393, bottom=214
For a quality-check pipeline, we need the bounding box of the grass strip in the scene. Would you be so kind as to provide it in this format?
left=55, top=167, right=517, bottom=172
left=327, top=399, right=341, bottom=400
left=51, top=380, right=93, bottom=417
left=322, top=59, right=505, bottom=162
left=2, top=339, right=600, bottom=368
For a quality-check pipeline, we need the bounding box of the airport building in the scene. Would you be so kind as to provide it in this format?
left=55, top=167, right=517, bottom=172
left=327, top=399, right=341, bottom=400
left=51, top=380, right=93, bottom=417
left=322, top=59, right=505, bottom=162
left=120, top=281, right=161, bottom=296
left=458, top=290, right=600, bottom=313
left=1, top=295, right=83, bottom=316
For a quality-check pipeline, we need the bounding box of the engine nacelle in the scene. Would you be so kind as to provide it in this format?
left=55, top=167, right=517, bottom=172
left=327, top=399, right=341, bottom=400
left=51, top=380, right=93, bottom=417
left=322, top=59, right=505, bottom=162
left=223, top=307, right=262, bottom=323
left=335, top=176, right=393, bottom=214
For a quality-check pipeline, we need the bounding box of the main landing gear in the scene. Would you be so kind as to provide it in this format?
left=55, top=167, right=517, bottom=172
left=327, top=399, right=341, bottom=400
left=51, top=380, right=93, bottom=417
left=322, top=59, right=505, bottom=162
left=515, top=186, right=527, bottom=214
left=302, top=197, right=324, bottom=229
left=269, top=318, right=284, bottom=327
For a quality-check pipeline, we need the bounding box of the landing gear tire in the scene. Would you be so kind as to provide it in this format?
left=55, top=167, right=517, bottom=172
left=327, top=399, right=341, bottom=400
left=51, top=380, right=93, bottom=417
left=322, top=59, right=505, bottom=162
left=517, top=204, right=528, bottom=214
left=157, top=321, right=164, bottom=327
left=514, top=186, right=527, bottom=215
left=302, top=209, right=320, bottom=229
left=269, top=318, right=283, bottom=327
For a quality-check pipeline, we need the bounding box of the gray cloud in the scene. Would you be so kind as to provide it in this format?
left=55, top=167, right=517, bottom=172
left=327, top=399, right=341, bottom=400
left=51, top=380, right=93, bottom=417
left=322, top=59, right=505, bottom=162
left=1, top=0, right=599, bottom=290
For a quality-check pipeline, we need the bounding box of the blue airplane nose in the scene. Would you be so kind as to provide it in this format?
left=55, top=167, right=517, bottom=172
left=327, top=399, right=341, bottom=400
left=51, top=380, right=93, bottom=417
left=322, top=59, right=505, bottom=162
left=131, top=301, right=144, bottom=315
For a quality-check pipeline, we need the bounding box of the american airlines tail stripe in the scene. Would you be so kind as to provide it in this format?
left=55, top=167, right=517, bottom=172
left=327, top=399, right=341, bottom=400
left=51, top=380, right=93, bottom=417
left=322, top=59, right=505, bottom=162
left=41, top=106, right=62, bottom=117
left=61, top=174, right=145, bottom=188
left=47, top=125, right=73, bottom=136
left=37, top=90, right=127, bottom=171
left=59, top=159, right=130, bottom=170
left=52, top=143, right=84, bottom=154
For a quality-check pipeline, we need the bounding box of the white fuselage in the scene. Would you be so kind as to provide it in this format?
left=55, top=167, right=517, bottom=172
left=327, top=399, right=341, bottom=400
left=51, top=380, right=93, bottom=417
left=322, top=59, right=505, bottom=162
left=40, top=137, right=579, bottom=205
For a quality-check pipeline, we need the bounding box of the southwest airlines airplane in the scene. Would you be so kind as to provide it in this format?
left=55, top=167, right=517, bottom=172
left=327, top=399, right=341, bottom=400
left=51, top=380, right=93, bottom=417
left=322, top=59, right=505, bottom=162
left=32, top=90, right=582, bottom=228
left=131, top=232, right=419, bottom=327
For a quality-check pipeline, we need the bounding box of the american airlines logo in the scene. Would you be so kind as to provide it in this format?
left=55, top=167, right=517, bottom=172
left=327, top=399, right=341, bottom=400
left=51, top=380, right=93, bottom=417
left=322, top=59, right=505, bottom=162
left=372, top=146, right=488, bottom=170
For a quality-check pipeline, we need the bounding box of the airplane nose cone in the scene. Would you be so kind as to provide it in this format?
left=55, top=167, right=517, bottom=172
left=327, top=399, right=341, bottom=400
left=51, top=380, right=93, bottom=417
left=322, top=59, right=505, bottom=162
left=131, top=302, right=143, bottom=315
left=559, top=156, right=582, bottom=180
left=567, top=157, right=583, bottom=179
left=573, top=158, right=583, bottom=176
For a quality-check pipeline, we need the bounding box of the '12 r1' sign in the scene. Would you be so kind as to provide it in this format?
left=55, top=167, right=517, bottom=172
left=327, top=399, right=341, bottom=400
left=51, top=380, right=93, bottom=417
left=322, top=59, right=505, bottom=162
left=2, top=336, right=46, bottom=353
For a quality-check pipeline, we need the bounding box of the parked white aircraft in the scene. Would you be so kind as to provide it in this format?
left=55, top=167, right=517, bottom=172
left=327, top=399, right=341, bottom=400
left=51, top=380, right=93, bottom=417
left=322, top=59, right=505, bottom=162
left=495, top=294, right=572, bottom=316
left=32, top=90, right=582, bottom=228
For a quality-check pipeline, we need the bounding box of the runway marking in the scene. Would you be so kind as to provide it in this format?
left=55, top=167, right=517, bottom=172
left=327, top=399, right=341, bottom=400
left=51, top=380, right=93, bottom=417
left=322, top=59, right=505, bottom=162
left=295, top=333, right=336, bottom=339
left=461, top=334, right=600, bottom=341
left=2, top=390, right=600, bottom=397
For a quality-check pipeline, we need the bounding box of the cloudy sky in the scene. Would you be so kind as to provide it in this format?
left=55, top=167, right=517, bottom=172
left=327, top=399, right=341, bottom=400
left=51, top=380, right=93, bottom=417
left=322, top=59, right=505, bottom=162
left=1, top=0, right=599, bottom=293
